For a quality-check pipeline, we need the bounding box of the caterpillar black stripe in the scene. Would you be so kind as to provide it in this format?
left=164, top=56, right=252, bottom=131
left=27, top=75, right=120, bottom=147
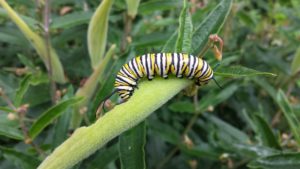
left=114, top=53, right=214, bottom=101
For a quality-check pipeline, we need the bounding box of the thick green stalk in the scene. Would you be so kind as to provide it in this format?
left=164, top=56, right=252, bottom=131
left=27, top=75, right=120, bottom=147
left=38, top=78, right=191, bottom=169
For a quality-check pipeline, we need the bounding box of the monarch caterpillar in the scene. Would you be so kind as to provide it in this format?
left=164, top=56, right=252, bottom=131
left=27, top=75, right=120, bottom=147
left=114, top=53, right=215, bottom=100
left=99, top=34, right=223, bottom=112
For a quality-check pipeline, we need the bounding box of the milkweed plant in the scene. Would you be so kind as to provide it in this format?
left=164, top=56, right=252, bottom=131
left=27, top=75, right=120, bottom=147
left=1, top=0, right=299, bottom=169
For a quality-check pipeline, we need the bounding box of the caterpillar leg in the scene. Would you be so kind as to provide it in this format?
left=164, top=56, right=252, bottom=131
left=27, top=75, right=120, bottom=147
left=197, top=34, right=223, bottom=61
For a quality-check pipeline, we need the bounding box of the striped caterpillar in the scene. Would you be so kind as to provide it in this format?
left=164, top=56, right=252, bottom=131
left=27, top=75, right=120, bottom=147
left=114, top=53, right=214, bottom=100
left=99, top=34, right=223, bottom=112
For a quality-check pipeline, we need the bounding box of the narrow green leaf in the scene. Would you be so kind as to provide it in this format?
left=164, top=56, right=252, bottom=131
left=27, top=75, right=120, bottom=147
left=14, top=74, right=32, bottom=107
left=119, top=122, right=146, bottom=169
left=0, top=124, right=24, bottom=140
left=28, top=97, right=82, bottom=139
left=248, top=153, right=300, bottom=169
left=126, top=0, right=140, bottom=18
left=0, top=0, right=66, bottom=83
left=175, top=0, right=193, bottom=53
left=51, top=12, right=92, bottom=29
left=215, top=65, right=277, bottom=78
left=291, top=47, right=300, bottom=75
left=0, top=146, right=40, bottom=169
left=276, top=89, right=300, bottom=145
left=253, top=114, right=281, bottom=150
left=88, top=0, right=114, bottom=69
left=191, top=0, right=232, bottom=55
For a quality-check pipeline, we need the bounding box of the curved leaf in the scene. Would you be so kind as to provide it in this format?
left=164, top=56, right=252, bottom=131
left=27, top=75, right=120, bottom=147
left=88, top=0, right=114, bottom=69
left=175, top=0, right=193, bottom=53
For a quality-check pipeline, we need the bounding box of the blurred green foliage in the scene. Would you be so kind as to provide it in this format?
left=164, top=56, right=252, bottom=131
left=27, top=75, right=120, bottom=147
left=0, top=0, right=300, bottom=169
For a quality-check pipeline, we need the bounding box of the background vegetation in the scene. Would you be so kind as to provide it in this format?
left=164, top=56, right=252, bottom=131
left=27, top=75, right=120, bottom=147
left=0, top=0, right=300, bottom=169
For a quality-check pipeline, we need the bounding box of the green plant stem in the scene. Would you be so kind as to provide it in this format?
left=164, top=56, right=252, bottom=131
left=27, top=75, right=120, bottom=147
left=38, top=78, right=191, bottom=169
left=43, top=0, right=57, bottom=104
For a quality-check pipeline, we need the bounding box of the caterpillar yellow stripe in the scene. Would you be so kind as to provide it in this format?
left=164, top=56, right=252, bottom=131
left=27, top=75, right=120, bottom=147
left=114, top=53, right=213, bottom=100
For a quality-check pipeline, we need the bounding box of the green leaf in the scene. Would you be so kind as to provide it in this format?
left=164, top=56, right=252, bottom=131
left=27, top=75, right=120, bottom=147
left=175, top=0, right=193, bottom=53
left=139, top=0, right=181, bottom=14
left=248, top=153, right=300, bottom=169
left=276, top=89, right=300, bottom=145
left=51, top=12, right=92, bottom=29
left=0, top=146, right=40, bottom=169
left=215, top=65, right=277, bottom=78
left=119, top=122, right=146, bottom=169
left=191, top=0, right=232, bottom=55
left=14, top=74, right=32, bottom=107
left=88, top=0, right=114, bottom=69
left=28, top=97, right=82, bottom=139
left=291, top=47, right=300, bottom=75
left=126, top=0, right=140, bottom=18
left=253, top=114, right=281, bottom=150
left=0, top=123, right=24, bottom=140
